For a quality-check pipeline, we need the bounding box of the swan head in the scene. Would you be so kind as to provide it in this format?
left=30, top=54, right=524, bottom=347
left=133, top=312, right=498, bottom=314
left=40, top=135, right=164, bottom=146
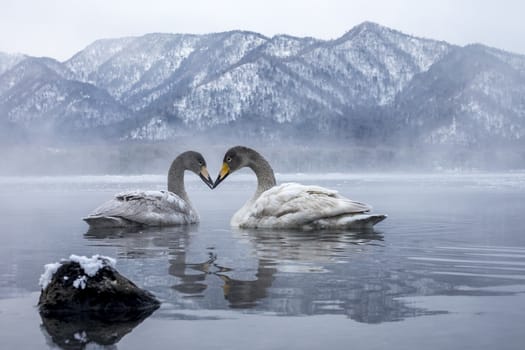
left=213, top=146, right=252, bottom=188
left=179, top=151, right=214, bottom=189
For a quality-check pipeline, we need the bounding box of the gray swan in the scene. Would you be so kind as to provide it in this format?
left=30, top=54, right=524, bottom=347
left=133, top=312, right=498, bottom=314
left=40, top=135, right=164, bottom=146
left=83, top=151, right=214, bottom=228
left=213, top=146, right=386, bottom=230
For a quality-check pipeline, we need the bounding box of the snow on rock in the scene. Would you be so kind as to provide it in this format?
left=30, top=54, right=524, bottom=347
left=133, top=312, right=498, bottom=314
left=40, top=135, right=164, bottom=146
left=39, top=262, right=62, bottom=290
left=68, top=254, right=116, bottom=277
left=73, top=331, right=88, bottom=343
left=72, top=275, right=88, bottom=289
left=39, top=255, right=115, bottom=290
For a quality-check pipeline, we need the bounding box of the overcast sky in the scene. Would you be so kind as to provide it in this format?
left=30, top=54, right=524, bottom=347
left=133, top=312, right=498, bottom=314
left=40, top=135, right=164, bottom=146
left=1, top=0, right=524, bottom=61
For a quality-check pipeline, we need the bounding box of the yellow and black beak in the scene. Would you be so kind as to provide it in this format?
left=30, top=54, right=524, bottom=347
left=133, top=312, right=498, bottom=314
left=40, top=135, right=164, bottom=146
left=213, top=162, right=230, bottom=189
left=199, top=166, right=214, bottom=189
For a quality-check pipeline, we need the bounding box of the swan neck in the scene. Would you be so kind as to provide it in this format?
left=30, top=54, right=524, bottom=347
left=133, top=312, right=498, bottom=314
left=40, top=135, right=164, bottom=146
left=248, top=152, right=276, bottom=198
left=167, top=157, right=189, bottom=202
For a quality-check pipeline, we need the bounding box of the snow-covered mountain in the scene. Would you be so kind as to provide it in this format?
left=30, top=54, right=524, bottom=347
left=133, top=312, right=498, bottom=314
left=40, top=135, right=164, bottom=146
left=0, top=52, right=26, bottom=76
left=0, top=56, right=135, bottom=143
left=394, top=44, right=525, bottom=146
left=1, top=22, right=524, bottom=152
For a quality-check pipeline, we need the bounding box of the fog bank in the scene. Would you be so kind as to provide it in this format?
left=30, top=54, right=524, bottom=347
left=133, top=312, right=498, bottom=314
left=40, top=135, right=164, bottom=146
left=2, top=140, right=524, bottom=176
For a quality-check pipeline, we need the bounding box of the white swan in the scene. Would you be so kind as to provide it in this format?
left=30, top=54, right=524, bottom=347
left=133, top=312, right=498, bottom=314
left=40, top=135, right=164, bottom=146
left=213, top=146, right=386, bottom=230
left=83, top=151, right=214, bottom=228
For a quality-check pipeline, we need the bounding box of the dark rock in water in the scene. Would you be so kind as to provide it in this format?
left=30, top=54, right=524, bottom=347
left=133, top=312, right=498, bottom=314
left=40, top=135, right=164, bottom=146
left=38, top=255, right=160, bottom=318
left=40, top=308, right=155, bottom=349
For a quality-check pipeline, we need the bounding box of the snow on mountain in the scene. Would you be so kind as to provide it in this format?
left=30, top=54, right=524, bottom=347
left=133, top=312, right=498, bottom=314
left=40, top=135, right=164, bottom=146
left=67, top=34, right=200, bottom=100
left=480, top=45, right=525, bottom=75
left=125, top=117, right=177, bottom=141
left=126, top=31, right=268, bottom=112
left=0, top=52, right=26, bottom=76
left=395, top=45, right=525, bottom=146
left=66, top=37, right=136, bottom=82
left=301, top=22, right=451, bottom=106
left=65, top=31, right=268, bottom=113
left=165, top=22, right=451, bottom=130
left=260, top=35, right=320, bottom=58
left=0, top=57, right=132, bottom=133
left=0, top=22, right=524, bottom=150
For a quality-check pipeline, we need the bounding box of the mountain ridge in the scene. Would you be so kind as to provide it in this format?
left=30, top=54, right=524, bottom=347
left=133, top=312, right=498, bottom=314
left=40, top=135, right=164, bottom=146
left=0, top=21, right=524, bottom=165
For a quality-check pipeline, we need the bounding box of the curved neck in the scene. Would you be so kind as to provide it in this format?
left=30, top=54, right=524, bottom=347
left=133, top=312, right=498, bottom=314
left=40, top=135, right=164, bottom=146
left=246, top=150, right=276, bottom=198
left=167, top=157, right=189, bottom=203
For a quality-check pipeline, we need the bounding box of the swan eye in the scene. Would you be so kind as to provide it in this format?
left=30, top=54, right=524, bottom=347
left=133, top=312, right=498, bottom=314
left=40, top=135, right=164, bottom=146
left=198, top=161, right=203, bottom=165
left=226, top=157, right=232, bottom=163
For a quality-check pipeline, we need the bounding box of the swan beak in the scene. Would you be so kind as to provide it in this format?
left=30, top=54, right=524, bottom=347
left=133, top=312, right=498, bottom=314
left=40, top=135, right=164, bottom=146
left=213, top=162, right=230, bottom=189
left=199, top=166, right=214, bottom=189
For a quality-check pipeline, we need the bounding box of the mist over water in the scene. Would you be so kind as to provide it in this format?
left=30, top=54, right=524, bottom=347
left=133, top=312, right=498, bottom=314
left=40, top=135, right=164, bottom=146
left=3, top=138, right=525, bottom=176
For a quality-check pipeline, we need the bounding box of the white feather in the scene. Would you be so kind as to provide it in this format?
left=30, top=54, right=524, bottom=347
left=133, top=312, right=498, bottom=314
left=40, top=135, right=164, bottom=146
left=232, top=183, right=386, bottom=229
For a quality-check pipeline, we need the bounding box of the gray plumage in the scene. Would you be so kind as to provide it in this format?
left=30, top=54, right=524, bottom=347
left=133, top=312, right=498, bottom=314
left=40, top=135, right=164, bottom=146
left=83, top=151, right=213, bottom=228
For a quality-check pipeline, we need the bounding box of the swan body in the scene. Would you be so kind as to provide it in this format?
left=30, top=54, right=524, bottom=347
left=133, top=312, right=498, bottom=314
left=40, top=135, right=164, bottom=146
left=84, top=190, right=198, bottom=228
left=83, top=151, right=213, bottom=228
left=231, top=183, right=385, bottom=229
left=214, top=146, right=386, bottom=230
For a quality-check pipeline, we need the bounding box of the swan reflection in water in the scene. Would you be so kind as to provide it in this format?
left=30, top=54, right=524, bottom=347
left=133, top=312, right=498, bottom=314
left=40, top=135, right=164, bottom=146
left=83, top=226, right=450, bottom=323
left=218, top=228, right=387, bottom=313
left=170, top=250, right=277, bottom=309
left=164, top=226, right=386, bottom=310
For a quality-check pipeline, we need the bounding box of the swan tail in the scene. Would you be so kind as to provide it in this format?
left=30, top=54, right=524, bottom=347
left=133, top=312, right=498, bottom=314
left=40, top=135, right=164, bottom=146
left=308, top=213, right=386, bottom=230
left=339, top=213, right=387, bottom=228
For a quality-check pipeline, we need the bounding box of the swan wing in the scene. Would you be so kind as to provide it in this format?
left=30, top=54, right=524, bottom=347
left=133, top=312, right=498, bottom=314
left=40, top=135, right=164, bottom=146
left=84, top=190, right=197, bottom=227
left=236, top=183, right=372, bottom=228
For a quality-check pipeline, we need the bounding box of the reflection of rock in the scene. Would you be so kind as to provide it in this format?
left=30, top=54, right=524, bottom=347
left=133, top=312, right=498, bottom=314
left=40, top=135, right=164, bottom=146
left=38, top=255, right=160, bottom=318
left=40, top=308, right=155, bottom=350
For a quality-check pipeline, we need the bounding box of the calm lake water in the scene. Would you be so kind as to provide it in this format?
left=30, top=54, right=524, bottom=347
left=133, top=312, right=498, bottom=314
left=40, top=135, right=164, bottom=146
left=1, top=173, right=525, bottom=349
